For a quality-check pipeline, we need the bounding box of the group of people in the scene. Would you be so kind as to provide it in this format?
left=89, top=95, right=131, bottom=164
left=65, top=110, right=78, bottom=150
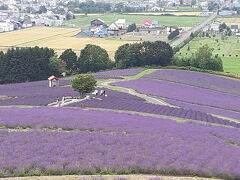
left=92, top=89, right=106, bottom=96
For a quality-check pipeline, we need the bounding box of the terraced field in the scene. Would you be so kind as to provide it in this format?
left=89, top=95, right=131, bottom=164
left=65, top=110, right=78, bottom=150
left=0, top=68, right=240, bottom=179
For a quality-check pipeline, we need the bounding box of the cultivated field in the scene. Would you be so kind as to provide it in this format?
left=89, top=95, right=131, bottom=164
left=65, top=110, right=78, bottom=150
left=0, top=68, right=240, bottom=179
left=65, top=14, right=206, bottom=27
left=217, top=16, right=240, bottom=26
left=0, top=27, right=136, bottom=58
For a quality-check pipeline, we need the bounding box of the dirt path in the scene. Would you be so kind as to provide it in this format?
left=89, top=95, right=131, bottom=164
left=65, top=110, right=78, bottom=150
left=1, top=175, right=221, bottom=180
left=98, top=80, right=176, bottom=107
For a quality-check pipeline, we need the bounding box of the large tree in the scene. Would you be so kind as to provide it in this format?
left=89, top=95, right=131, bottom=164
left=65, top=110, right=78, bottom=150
left=78, top=44, right=111, bottom=73
left=60, top=49, right=78, bottom=73
left=71, top=74, right=97, bottom=97
left=115, top=41, right=173, bottom=68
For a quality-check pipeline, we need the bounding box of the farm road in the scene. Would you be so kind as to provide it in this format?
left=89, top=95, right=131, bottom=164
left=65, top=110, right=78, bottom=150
left=170, top=12, right=218, bottom=47
left=98, top=79, right=177, bottom=107
left=170, top=1, right=230, bottom=47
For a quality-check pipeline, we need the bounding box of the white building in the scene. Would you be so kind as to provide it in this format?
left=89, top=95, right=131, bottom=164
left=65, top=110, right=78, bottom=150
left=231, top=25, right=239, bottom=33
left=0, top=20, right=14, bottom=32
left=210, top=22, right=221, bottom=31
left=108, top=22, right=119, bottom=31
left=115, top=19, right=128, bottom=29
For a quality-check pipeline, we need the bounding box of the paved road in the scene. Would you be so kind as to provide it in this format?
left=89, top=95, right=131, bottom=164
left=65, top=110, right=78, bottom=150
left=170, top=2, right=228, bottom=47
left=170, top=12, right=218, bottom=47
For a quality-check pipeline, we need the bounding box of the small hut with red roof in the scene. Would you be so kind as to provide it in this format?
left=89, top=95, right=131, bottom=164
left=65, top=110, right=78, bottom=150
left=48, top=75, right=60, bottom=87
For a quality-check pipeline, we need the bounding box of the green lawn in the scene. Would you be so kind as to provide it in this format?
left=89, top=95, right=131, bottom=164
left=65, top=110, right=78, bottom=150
left=65, top=14, right=206, bottom=27
left=222, top=57, right=240, bottom=75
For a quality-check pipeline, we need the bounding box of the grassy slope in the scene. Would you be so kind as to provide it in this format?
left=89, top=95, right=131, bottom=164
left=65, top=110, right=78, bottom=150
left=176, top=36, right=240, bottom=75
left=178, top=36, right=240, bottom=56
left=65, top=14, right=206, bottom=27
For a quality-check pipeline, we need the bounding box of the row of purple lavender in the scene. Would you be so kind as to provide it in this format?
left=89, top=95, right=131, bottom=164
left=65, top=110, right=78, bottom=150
left=0, top=107, right=240, bottom=178
left=68, top=88, right=240, bottom=128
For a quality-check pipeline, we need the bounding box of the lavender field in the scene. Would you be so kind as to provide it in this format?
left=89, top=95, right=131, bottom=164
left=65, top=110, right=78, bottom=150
left=0, top=80, right=78, bottom=106
left=1, top=68, right=240, bottom=178
left=0, top=107, right=240, bottom=179
left=113, top=78, right=240, bottom=112
left=94, top=68, right=146, bottom=76
left=144, top=70, right=240, bottom=96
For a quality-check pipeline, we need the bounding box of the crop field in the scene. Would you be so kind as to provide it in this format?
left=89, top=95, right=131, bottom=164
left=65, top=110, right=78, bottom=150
left=176, top=36, right=240, bottom=75
left=0, top=27, right=135, bottom=58
left=217, top=17, right=240, bottom=27
left=65, top=14, right=206, bottom=27
left=1, top=68, right=240, bottom=179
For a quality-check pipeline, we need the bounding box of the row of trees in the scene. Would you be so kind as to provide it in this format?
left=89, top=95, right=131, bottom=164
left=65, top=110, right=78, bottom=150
left=0, top=47, right=64, bottom=84
left=66, top=1, right=111, bottom=13
left=60, top=45, right=113, bottom=74
left=65, top=1, right=150, bottom=14
left=0, top=41, right=223, bottom=84
left=60, top=41, right=174, bottom=73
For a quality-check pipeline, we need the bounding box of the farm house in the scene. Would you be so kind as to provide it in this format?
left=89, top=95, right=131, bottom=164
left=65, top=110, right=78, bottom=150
left=90, top=18, right=106, bottom=27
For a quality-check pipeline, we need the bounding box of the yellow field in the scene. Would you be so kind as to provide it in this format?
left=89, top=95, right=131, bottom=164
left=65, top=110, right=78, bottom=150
left=0, top=27, right=136, bottom=58
left=217, top=17, right=240, bottom=26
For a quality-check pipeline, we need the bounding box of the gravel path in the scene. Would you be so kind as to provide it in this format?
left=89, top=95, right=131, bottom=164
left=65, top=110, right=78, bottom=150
left=1, top=175, right=221, bottom=180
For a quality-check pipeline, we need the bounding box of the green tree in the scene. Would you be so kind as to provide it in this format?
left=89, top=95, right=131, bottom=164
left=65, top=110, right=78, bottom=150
left=219, top=23, right=227, bottom=32
left=191, top=0, right=197, bottom=6
left=78, top=44, right=111, bottom=73
left=115, top=41, right=173, bottom=68
left=141, top=41, right=173, bottom=66
left=71, top=74, right=97, bottom=97
left=48, top=56, right=66, bottom=77
left=127, top=23, right=137, bottom=32
left=60, top=49, right=78, bottom=73
left=39, top=6, right=47, bottom=14
left=191, top=45, right=223, bottom=71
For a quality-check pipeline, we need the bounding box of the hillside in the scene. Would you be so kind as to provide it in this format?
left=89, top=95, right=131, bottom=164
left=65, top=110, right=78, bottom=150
left=0, top=68, right=239, bottom=179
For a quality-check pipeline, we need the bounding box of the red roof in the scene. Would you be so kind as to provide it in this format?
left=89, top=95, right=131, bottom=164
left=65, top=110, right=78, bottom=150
left=48, top=76, right=60, bottom=81
left=142, top=20, right=153, bottom=26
